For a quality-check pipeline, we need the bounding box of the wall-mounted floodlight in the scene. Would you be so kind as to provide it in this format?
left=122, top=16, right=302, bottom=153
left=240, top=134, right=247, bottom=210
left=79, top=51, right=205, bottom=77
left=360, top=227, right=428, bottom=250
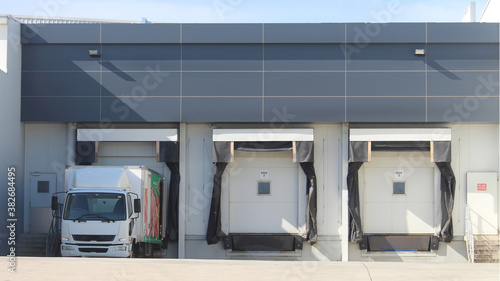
left=414, top=49, right=425, bottom=56
left=88, top=50, right=100, bottom=57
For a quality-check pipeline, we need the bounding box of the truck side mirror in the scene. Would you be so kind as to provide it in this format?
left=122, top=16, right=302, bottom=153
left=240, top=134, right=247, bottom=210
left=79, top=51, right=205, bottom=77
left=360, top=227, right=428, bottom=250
left=134, top=199, right=141, bottom=213
left=51, top=196, right=58, bottom=211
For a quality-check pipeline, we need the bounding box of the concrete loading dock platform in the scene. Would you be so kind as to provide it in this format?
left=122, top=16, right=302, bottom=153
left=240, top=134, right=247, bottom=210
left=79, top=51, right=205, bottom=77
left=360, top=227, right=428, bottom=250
left=1, top=257, right=499, bottom=281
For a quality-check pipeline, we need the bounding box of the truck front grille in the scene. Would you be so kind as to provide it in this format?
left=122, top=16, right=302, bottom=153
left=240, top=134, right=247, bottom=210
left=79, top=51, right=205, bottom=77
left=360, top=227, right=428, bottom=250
left=79, top=248, right=108, bottom=253
left=73, top=235, right=115, bottom=242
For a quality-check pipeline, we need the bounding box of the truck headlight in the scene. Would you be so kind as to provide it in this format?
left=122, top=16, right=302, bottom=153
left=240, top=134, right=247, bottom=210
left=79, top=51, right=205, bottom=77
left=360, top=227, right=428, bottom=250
left=61, top=237, right=69, bottom=242
left=61, top=245, right=74, bottom=251
left=112, top=246, right=128, bottom=251
left=118, top=238, right=131, bottom=243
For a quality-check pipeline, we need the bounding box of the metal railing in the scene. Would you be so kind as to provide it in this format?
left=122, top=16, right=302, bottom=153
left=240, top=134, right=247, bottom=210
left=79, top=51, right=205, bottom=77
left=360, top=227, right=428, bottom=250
left=46, top=202, right=63, bottom=257
left=465, top=204, right=475, bottom=263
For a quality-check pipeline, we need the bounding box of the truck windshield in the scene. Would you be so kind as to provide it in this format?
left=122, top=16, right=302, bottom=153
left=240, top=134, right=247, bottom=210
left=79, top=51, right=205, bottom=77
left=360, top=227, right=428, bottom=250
left=63, top=193, right=126, bottom=221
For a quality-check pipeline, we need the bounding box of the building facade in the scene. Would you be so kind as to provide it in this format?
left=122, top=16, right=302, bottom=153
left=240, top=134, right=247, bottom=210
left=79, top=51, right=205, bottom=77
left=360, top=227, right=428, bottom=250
left=1, top=17, right=499, bottom=262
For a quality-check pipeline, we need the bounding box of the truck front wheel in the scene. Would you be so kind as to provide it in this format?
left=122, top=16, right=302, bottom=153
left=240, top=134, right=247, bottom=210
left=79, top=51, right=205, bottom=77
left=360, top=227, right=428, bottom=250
left=131, top=242, right=143, bottom=258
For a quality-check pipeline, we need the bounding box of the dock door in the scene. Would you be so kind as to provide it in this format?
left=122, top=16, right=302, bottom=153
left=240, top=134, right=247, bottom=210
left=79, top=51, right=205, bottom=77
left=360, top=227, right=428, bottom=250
left=75, top=128, right=180, bottom=243
left=348, top=128, right=455, bottom=252
left=229, top=150, right=300, bottom=234
left=361, top=151, right=436, bottom=236
left=206, top=129, right=317, bottom=252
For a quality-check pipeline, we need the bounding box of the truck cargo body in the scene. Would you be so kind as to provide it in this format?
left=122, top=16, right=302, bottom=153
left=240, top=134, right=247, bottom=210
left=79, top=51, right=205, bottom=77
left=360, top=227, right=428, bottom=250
left=60, top=166, right=164, bottom=257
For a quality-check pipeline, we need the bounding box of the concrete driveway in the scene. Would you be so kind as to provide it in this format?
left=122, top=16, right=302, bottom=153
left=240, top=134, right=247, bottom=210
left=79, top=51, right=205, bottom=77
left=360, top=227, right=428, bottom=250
left=1, top=257, right=499, bottom=281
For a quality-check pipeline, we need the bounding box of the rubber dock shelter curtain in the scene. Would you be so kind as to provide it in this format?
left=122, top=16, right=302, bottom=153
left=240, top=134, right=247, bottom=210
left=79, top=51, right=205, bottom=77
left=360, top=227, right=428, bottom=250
left=207, top=141, right=317, bottom=245
left=347, top=162, right=364, bottom=243
left=206, top=162, right=228, bottom=245
left=300, top=162, right=317, bottom=244
left=436, top=162, right=456, bottom=242
left=347, top=140, right=455, bottom=243
left=159, top=141, right=181, bottom=242
left=166, top=162, right=180, bottom=242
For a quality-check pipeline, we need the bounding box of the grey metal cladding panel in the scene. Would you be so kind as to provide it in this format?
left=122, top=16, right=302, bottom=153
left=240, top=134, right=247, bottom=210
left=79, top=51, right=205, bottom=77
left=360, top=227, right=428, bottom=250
left=183, top=72, right=262, bottom=97
left=102, top=45, right=181, bottom=71
left=21, top=97, right=100, bottom=122
left=21, top=24, right=100, bottom=44
left=427, top=44, right=499, bottom=71
left=22, top=72, right=101, bottom=97
left=101, top=97, right=181, bottom=122
left=102, top=72, right=180, bottom=97
left=101, top=24, right=180, bottom=43
left=428, top=71, right=500, bottom=97
left=263, top=97, right=345, bottom=122
left=427, top=23, right=499, bottom=43
left=265, top=72, right=344, bottom=96
left=427, top=97, right=499, bottom=122
left=182, top=44, right=262, bottom=71
left=264, top=44, right=344, bottom=71
left=182, top=24, right=262, bottom=43
left=346, top=23, right=426, bottom=43
left=346, top=43, right=426, bottom=70
left=347, top=72, right=425, bottom=96
left=22, top=44, right=101, bottom=71
left=346, top=97, right=426, bottom=122
left=264, top=23, right=344, bottom=43
left=182, top=97, right=262, bottom=122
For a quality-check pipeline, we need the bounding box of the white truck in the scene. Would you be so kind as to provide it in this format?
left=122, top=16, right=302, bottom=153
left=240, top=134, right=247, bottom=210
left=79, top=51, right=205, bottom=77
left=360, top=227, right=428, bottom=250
left=54, top=166, right=165, bottom=257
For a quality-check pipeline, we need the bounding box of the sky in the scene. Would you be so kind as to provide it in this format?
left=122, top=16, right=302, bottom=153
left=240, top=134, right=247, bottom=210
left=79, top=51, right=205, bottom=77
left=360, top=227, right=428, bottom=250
left=0, top=0, right=490, bottom=23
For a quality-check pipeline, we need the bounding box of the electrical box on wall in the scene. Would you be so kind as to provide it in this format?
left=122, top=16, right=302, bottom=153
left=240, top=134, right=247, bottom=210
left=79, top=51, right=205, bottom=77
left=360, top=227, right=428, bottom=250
left=467, top=172, right=499, bottom=235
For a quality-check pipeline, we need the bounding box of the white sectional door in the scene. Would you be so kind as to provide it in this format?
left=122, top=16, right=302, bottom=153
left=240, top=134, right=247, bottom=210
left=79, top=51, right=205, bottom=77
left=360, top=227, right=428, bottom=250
left=361, top=151, right=436, bottom=234
left=95, top=141, right=165, bottom=176
left=228, top=151, right=299, bottom=234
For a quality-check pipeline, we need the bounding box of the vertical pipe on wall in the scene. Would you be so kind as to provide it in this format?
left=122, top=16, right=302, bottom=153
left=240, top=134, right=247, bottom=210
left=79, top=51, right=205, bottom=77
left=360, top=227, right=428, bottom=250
left=338, top=138, right=342, bottom=225
left=341, top=123, right=349, bottom=262
left=23, top=125, right=29, bottom=233
left=186, top=138, right=191, bottom=223
left=67, top=123, right=76, bottom=166
left=322, top=138, right=325, bottom=226
left=457, top=138, right=461, bottom=225
left=163, top=164, right=169, bottom=240
left=178, top=123, right=187, bottom=258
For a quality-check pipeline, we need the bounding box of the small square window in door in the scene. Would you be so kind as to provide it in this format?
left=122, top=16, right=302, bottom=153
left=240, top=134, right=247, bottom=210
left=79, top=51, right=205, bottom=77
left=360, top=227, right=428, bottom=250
left=393, top=182, right=405, bottom=195
left=258, top=181, right=271, bottom=195
left=37, top=181, right=50, bottom=193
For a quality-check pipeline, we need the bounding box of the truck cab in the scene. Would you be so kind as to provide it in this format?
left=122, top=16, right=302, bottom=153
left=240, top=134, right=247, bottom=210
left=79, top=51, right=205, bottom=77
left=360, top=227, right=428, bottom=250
left=58, top=166, right=163, bottom=258
left=60, top=189, right=137, bottom=257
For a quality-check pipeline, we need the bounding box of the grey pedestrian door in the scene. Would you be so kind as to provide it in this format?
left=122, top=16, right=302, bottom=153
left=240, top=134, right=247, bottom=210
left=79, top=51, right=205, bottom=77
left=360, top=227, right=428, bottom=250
left=29, top=173, right=56, bottom=233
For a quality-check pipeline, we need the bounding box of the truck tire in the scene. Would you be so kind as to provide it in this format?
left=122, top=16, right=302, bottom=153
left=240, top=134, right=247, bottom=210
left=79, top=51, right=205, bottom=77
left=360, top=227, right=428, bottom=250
left=130, top=243, right=137, bottom=258
left=132, top=242, right=144, bottom=258
left=153, top=244, right=162, bottom=258
left=144, top=243, right=153, bottom=258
